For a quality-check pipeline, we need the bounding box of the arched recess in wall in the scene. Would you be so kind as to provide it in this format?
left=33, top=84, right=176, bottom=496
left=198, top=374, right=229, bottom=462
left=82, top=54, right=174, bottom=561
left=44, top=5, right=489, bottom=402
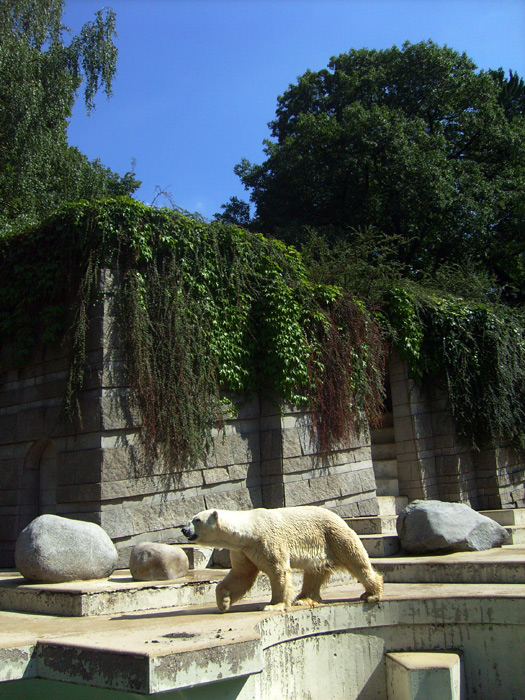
left=19, top=439, right=58, bottom=533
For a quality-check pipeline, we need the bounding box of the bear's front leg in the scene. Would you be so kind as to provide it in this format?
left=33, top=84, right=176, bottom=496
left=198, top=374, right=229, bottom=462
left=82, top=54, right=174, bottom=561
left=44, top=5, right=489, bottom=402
left=215, top=550, right=259, bottom=613
left=294, top=570, right=330, bottom=607
left=264, top=566, right=294, bottom=611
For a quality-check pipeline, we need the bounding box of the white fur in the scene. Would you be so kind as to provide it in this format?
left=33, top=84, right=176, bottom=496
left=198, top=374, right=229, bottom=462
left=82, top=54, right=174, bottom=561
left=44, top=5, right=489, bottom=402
left=182, top=506, right=383, bottom=612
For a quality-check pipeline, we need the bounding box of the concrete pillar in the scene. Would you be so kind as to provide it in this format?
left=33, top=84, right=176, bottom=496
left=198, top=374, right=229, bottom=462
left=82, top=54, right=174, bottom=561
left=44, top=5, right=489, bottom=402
left=386, top=652, right=462, bottom=700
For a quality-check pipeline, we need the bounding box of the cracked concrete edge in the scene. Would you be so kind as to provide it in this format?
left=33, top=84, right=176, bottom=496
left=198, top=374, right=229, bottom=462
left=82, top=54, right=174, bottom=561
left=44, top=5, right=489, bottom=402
left=2, top=591, right=524, bottom=694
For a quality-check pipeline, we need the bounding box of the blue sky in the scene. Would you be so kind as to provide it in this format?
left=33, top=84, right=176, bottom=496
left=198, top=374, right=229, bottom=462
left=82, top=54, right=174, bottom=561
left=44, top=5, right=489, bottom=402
left=64, top=0, right=525, bottom=219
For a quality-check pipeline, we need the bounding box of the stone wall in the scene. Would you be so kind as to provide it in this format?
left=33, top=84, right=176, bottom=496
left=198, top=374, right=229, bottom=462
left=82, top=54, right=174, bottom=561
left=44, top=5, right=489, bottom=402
left=388, top=349, right=524, bottom=510
left=2, top=269, right=522, bottom=569
left=0, top=334, right=104, bottom=568
left=0, top=270, right=378, bottom=568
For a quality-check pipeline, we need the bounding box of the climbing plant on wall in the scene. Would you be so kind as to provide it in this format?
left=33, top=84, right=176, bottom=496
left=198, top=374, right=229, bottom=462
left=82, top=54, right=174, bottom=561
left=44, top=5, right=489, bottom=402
left=0, top=197, right=388, bottom=469
left=387, top=285, right=525, bottom=450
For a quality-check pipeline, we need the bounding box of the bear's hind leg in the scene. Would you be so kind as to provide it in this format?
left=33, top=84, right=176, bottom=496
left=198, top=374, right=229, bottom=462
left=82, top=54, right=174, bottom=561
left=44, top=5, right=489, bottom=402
left=358, top=569, right=384, bottom=602
left=216, top=550, right=259, bottom=613
left=346, top=562, right=384, bottom=602
left=264, top=566, right=294, bottom=611
left=295, top=569, right=331, bottom=607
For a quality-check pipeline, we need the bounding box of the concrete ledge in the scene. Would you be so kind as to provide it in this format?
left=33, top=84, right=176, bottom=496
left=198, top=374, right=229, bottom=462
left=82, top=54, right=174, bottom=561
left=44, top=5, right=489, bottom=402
left=2, top=547, right=525, bottom=618
left=1, top=584, right=524, bottom=697
left=374, top=545, right=525, bottom=584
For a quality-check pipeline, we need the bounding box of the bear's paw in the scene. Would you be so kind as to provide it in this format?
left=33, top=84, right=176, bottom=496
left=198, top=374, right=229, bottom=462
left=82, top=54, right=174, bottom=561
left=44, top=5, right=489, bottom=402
left=294, top=597, right=321, bottom=608
left=263, top=602, right=288, bottom=612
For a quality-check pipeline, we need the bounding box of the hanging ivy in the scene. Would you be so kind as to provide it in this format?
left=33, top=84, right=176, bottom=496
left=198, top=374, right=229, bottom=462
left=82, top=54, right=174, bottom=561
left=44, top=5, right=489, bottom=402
left=387, top=285, right=525, bottom=450
left=0, top=197, right=387, bottom=468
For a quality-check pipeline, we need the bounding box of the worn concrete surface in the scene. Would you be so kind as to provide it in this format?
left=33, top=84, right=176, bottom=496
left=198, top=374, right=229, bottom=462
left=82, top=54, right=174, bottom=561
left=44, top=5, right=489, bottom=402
left=1, top=547, right=525, bottom=698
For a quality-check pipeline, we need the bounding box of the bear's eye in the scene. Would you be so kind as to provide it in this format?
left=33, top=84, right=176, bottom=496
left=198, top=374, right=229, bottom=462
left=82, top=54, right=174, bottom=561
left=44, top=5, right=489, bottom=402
left=194, top=517, right=201, bottom=524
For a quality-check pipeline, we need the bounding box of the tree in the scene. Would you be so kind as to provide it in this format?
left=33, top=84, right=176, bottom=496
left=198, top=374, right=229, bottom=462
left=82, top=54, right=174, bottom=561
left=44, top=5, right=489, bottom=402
left=235, top=41, right=525, bottom=298
left=0, top=0, right=140, bottom=233
left=213, top=196, right=252, bottom=227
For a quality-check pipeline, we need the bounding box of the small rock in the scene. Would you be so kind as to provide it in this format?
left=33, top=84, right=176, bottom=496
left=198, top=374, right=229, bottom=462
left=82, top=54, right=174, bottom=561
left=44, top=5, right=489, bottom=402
left=212, top=548, right=231, bottom=568
left=397, top=500, right=510, bottom=555
left=129, top=542, right=189, bottom=581
left=15, top=514, right=118, bottom=583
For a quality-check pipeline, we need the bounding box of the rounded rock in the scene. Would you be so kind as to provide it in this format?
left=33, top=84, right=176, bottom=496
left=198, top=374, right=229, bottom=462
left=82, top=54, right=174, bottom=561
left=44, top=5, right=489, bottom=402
left=397, top=500, right=510, bottom=554
left=15, top=514, right=118, bottom=583
left=129, top=542, right=189, bottom=581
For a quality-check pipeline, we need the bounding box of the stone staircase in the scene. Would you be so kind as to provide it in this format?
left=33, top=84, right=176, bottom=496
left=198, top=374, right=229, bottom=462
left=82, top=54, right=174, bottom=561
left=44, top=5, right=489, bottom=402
left=480, top=508, right=525, bottom=545
left=343, top=412, right=406, bottom=557
left=370, top=412, right=400, bottom=498
left=343, top=411, right=525, bottom=556
left=347, top=505, right=525, bottom=558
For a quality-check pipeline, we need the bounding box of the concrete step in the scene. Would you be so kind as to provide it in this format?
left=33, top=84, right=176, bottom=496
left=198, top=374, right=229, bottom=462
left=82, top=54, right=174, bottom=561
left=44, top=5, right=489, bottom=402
left=370, top=426, right=395, bottom=445
left=376, top=478, right=400, bottom=497
left=378, top=411, right=394, bottom=429
left=360, top=534, right=400, bottom=557
left=373, top=458, right=398, bottom=480
left=372, top=443, right=397, bottom=461
left=378, top=496, right=408, bottom=516
left=480, top=508, right=525, bottom=526
left=504, top=525, right=525, bottom=545
left=344, top=515, right=398, bottom=536
left=374, top=546, right=525, bottom=584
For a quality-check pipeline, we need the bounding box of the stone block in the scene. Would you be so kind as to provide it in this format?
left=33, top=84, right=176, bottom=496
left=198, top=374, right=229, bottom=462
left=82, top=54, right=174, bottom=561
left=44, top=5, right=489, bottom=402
left=394, top=415, right=416, bottom=442
left=262, top=482, right=284, bottom=509
left=101, top=388, right=140, bottom=430
left=58, top=449, right=102, bottom=486
left=16, top=408, right=45, bottom=442
left=331, top=500, right=361, bottom=518
left=281, top=427, right=303, bottom=458
left=283, top=479, right=313, bottom=507
left=230, top=431, right=260, bottom=463
left=358, top=468, right=378, bottom=492
left=261, top=458, right=282, bottom=477
left=431, top=411, right=456, bottom=437
left=101, top=445, right=141, bottom=481
left=102, top=360, right=128, bottom=388
left=390, top=377, right=410, bottom=408
left=212, top=434, right=234, bottom=467
left=357, top=495, right=379, bottom=516
left=0, top=412, right=17, bottom=440
left=260, top=430, right=282, bottom=461
left=100, top=506, right=136, bottom=539
left=0, top=461, right=21, bottom=490
left=204, top=487, right=262, bottom=511
left=225, top=395, right=259, bottom=420
left=0, top=489, right=19, bottom=506
left=0, top=514, right=19, bottom=539
left=386, top=652, right=462, bottom=700
left=227, top=463, right=249, bottom=481
left=203, top=467, right=229, bottom=485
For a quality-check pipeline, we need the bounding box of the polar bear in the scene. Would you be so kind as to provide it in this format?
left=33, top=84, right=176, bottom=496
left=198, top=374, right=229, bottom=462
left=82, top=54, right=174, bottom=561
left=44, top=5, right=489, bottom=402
left=181, top=506, right=383, bottom=612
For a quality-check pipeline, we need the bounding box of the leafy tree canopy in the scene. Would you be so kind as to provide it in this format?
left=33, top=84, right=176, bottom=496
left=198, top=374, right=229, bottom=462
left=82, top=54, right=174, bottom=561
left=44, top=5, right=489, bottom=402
left=0, top=0, right=140, bottom=234
left=234, top=41, right=524, bottom=301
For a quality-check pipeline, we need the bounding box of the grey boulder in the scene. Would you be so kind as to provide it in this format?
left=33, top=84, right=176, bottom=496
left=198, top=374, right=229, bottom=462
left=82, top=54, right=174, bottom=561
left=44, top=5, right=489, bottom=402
left=397, top=500, right=510, bottom=555
left=15, top=514, right=118, bottom=583
left=129, top=542, right=189, bottom=581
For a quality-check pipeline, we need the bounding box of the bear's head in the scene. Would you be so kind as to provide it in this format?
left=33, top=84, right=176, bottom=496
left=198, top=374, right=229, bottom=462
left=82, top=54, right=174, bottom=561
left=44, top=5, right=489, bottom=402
left=181, top=509, right=219, bottom=544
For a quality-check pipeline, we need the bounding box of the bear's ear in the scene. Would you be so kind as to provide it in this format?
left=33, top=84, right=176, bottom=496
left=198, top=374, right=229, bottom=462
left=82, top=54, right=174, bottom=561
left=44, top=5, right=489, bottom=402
left=210, top=509, right=219, bottom=524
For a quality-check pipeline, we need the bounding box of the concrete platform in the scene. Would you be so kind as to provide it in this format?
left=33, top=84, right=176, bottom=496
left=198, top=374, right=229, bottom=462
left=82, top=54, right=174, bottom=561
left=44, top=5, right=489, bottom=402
left=2, top=546, right=524, bottom=618
left=1, top=582, right=524, bottom=699
left=1, top=547, right=525, bottom=699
